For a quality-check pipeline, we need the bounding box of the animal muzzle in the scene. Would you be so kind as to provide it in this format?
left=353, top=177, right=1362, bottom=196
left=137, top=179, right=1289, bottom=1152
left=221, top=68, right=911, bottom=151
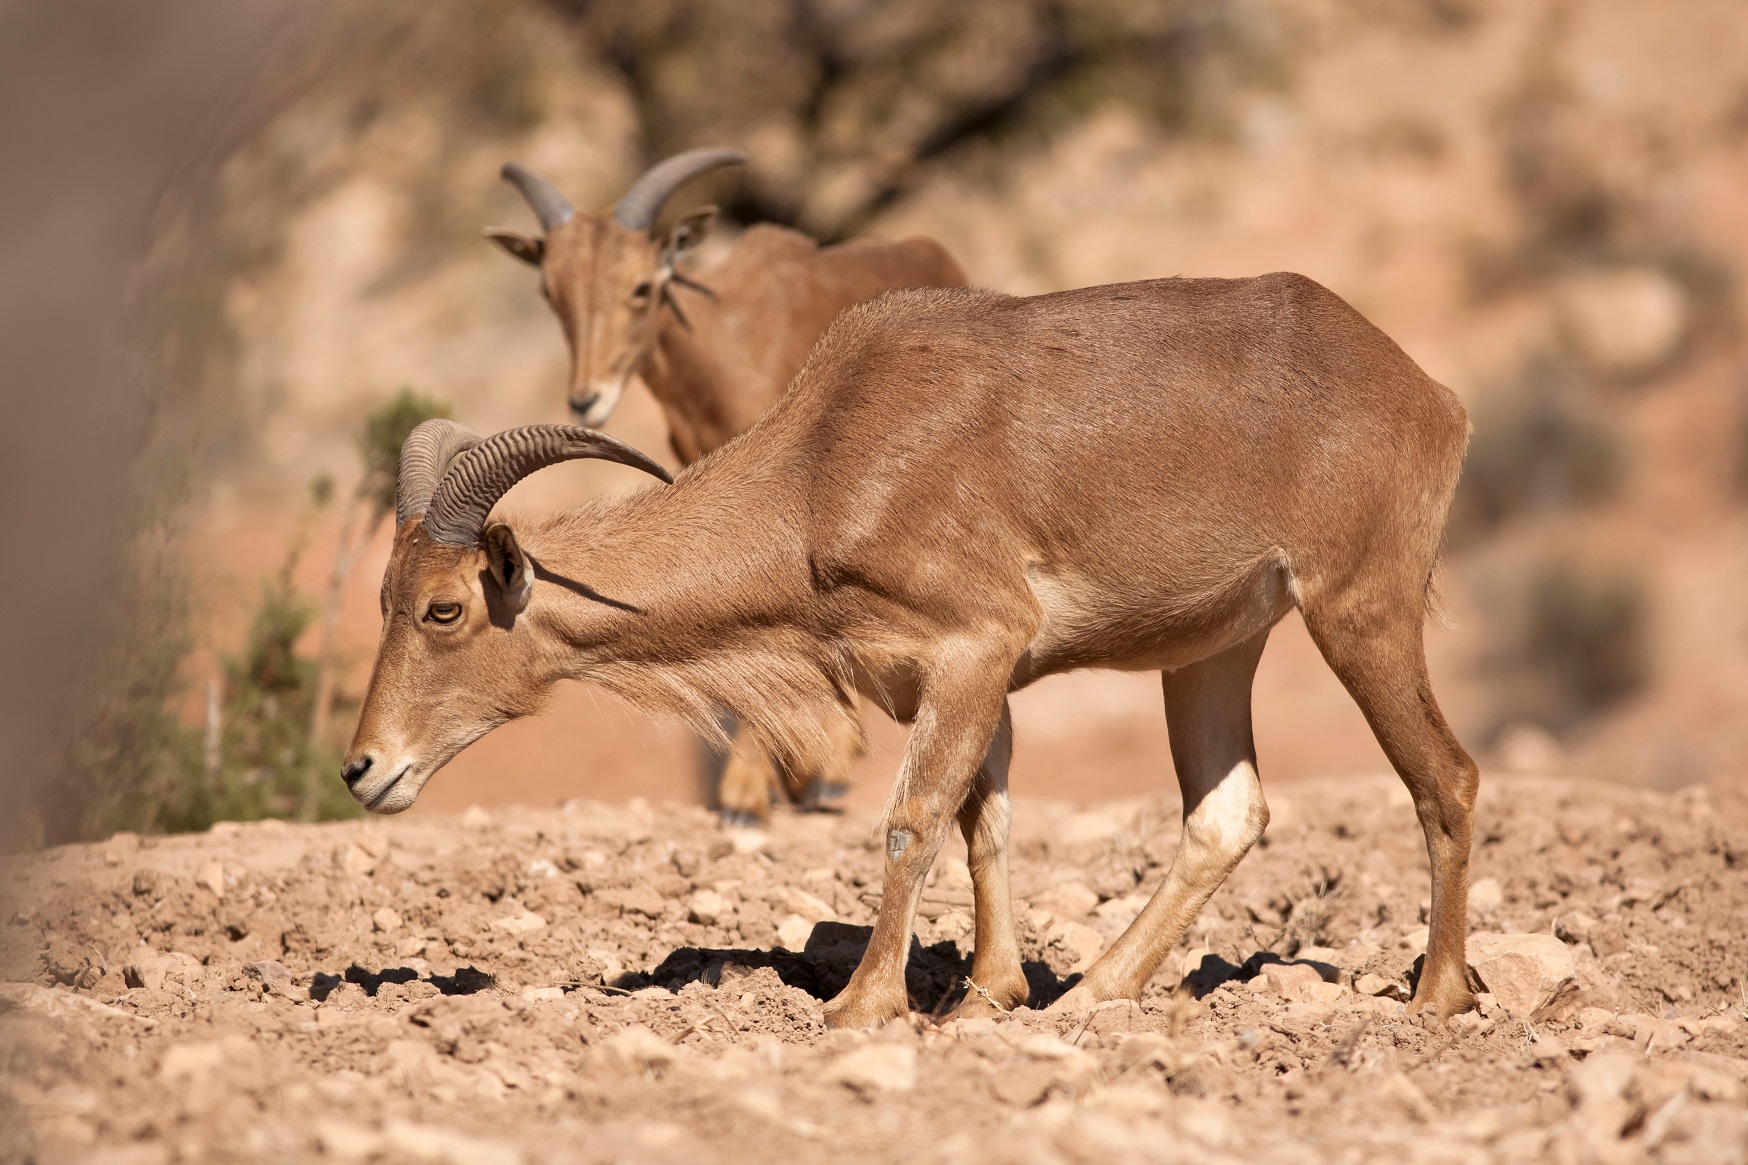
left=340, top=751, right=425, bottom=815
left=570, top=379, right=628, bottom=428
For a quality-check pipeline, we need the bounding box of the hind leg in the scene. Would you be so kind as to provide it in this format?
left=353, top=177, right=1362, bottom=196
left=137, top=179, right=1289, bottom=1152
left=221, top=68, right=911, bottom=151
left=946, top=700, right=1028, bottom=1018
left=1051, top=632, right=1270, bottom=1012
left=1302, top=589, right=1479, bottom=1019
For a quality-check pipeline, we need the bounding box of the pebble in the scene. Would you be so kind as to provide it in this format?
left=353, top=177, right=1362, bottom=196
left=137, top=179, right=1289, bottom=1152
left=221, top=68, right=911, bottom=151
left=823, top=1043, right=917, bottom=1093
left=775, top=914, right=814, bottom=951
left=687, top=888, right=729, bottom=925
left=1466, top=932, right=1576, bottom=1017
left=490, top=911, right=547, bottom=935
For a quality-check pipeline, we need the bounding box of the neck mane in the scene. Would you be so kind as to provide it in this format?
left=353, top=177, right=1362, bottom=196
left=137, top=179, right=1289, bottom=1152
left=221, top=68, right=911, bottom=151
left=513, top=452, right=857, bottom=775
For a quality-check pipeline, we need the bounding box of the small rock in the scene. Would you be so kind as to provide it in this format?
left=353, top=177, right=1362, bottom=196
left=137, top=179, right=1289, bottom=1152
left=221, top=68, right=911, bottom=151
left=823, top=1043, right=917, bottom=1094
left=728, top=829, right=768, bottom=854
left=1569, top=1049, right=1637, bottom=1109
left=520, top=986, right=564, bottom=1002
left=1093, top=892, right=1150, bottom=925
left=784, top=887, right=835, bottom=924
left=1469, top=877, right=1503, bottom=914
left=1466, top=932, right=1576, bottom=1018
left=1017, top=1033, right=1088, bottom=1061
left=1047, top=921, right=1106, bottom=973
left=459, top=805, right=492, bottom=829
left=372, top=907, right=402, bottom=934
left=618, top=886, right=664, bottom=920
left=1554, top=911, right=1598, bottom=944
left=990, top=1063, right=1054, bottom=1107
left=314, top=1119, right=383, bottom=1162
left=775, top=914, right=814, bottom=951
left=1447, top=1011, right=1489, bottom=1038
left=1176, top=1100, right=1231, bottom=1148
left=159, top=1036, right=253, bottom=1079
left=1379, top=1071, right=1433, bottom=1122
left=338, top=845, right=375, bottom=879
left=490, top=911, right=547, bottom=935
left=687, top=888, right=729, bottom=926
left=195, top=862, right=226, bottom=898
left=1254, top=962, right=1339, bottom=1003
left=1035, top=882, right=1099, bottom=918
left=585, top=948, right=624, bottom=984
left=1355, top=972, right=1409, bottom=1001
left=123, top=950, right=170, bottom=993
left=1571, top=1006, right=1616, bottom=1032
left=355, top=824, right=390, bottom=858
left=395, top=937, right=428, bottom=960
left=590, top=1025, right=679, bottom=1078
left=381, top=1119, right=523, bottom=1165
left=242, top=959, right=290, bottom=985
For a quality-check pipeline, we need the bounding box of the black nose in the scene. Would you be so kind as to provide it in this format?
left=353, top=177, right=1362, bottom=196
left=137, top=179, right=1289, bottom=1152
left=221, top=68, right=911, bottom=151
left=341, top=756, right=373, bottom=789
left=570, top=394, right=600, bottom=420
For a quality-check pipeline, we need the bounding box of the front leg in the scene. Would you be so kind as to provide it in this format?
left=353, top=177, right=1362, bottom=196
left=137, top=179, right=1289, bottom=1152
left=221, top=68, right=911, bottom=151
left=824, top=679, right=1009, bottom=1029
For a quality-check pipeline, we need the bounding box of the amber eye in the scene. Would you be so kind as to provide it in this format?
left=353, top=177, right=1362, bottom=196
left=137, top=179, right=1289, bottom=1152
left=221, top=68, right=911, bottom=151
left=425, top=600, right=462, bottom=625
left=629, top=280, right=653, bottom=304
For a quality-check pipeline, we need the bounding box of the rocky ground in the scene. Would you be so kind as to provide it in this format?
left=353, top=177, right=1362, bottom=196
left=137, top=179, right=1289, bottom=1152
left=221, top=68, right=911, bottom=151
left=4, top=773, right=1748, bottom=1164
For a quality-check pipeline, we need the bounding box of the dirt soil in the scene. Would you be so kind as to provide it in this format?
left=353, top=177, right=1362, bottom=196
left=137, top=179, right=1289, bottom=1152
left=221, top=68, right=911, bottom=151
left=5, top=773, right=1748, bottom=1164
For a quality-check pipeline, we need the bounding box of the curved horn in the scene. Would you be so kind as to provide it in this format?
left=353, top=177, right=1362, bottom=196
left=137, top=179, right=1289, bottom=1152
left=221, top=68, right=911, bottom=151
left=397, top=419, right=483, bottom=525
left=500, top=162, right=576, bottom=232
left=612, top=147, right=746, bottom=232
left=423, top=424, right=674, bottom=547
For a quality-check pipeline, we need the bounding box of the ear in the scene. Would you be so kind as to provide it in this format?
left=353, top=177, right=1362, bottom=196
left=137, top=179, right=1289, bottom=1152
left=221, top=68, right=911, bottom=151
left=484, top=229, right=544, bottom=266
left=661, top=207, right=717, bottom=266
left=482, top=523, right=533, bottom=610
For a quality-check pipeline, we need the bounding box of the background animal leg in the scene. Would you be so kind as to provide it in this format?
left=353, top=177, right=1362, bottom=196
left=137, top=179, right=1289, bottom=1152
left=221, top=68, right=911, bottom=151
left=716, top=720, right=777, bottom=826
left=1303, top=590, right=1479, bottom=1019
left=1055, top=632, right=1270, bottom=1009
left=946, top=699, right=1026, bottom=1018
left=776, top=705, right=865, bottom=809
left=824, top=680, right=1007, bottom=1029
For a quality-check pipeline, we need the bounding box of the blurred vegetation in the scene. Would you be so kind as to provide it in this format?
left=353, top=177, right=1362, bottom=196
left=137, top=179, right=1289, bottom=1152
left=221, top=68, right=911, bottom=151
left=1479, top=554, right=1650, bottom=736
left=1450, top=353, right=1623, bottom=542
left=24, top=391, right=447, bottom=847
left=571, top=0, right=1289, bottom=236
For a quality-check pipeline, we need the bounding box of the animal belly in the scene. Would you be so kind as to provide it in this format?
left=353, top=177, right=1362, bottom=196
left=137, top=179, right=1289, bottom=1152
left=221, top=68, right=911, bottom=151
left=1018, top=558, right=1295, bottom=682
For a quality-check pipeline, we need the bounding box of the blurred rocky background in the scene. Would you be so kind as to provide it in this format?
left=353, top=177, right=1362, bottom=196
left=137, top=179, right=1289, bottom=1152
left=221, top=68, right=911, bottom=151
left=9, top=0, right=1748, bottom=846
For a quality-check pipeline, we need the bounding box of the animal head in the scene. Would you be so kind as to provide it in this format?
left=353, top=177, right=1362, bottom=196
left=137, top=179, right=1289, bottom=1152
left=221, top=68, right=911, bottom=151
left=342, top=420, right=672, bottom=814
left=486, top=149, right=745, bottom=428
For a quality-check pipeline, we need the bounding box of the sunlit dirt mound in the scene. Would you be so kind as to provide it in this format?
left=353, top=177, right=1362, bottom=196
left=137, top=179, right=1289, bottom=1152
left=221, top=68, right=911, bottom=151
left=5, top=774, right=1747, bottom=1163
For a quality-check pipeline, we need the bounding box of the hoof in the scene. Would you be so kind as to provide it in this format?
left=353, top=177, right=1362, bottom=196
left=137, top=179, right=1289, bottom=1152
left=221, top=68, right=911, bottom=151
left=1044, top=983, right=1101, bottom=1018
left=823, top=990, right=908, bottom=1030
left=801, top=780, right=851, bottom=813
left=1408, top=985, right=1476, bottom=1022
left=717, top=808, right=764, bottom=829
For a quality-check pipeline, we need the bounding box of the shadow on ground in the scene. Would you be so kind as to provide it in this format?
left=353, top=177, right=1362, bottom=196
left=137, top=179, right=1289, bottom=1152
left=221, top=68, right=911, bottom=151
left=310, top=964, right=496, bottom=1001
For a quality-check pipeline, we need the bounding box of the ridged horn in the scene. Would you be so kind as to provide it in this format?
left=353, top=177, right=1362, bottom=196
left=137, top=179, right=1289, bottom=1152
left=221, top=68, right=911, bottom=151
left=612, top=147, right=746, bottom=232
left=397, top=419, right=483, bottom=525
left=423, top=424, right=674, bottom=547
left=500, top=162, right=576, bottom=232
